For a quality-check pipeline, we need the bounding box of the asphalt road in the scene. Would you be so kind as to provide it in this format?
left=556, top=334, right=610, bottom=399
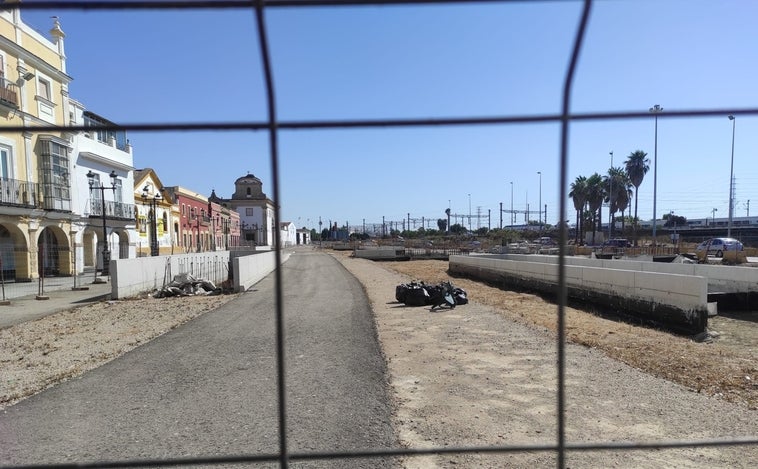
left=0, top=250, right=398, bottom=468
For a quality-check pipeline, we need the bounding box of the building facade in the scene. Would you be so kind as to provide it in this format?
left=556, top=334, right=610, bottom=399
left=211, top=172, right=275, bottom=247
left=133, top=168, right=172, bottom=257
left=0, top=12, right=140, bottom=279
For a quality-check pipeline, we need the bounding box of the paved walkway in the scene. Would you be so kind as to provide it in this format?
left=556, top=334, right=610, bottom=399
left=0, top=279, right=112, bottom=329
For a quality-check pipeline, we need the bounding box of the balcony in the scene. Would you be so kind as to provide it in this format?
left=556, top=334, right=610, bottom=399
left=89, top=199, right=136, bottom=221
left=0, top=77, right=19, bottom=108
left=0, top=177, right=38, bottom=208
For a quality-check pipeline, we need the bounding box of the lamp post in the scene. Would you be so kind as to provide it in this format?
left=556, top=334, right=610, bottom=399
left=86, top=170, right=118, bottom=278
left=537, top=171, right=542, bottom=230
left=467, top=193, right=472, bottom=232
left=649, top=104, right=663, bottom=246
left=510, top=181, right=514, bottom=227
left=727, top=115, right=736, bottom=237
left=141, top=186, right=161, bottom=256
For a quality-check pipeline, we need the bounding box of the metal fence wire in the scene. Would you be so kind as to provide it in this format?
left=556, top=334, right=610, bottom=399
left=3, top=1, right=758, bottom=468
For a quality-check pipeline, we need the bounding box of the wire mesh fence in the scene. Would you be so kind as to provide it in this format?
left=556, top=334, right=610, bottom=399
left=1, top=1, right=757, bottom=468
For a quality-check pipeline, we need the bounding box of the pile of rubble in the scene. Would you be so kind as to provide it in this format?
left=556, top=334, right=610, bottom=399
left=152, top=273, right=224, bottom=298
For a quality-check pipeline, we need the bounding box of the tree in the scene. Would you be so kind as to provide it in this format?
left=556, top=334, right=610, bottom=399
left=585, top=173, right=605, bottom=245
left=605, top=167, right=633, bottom=238
left=449, top=224, right=467, bottom=235
left=569, top=176, right=588, bottom=244
left=437, top=218, right=447, bottom=232
left=625, top=150, right=650, bottom=246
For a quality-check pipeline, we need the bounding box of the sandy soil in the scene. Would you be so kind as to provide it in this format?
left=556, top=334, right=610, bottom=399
left=332, top=252, right=757, bottom=468
left=1, top=250, right=756, bottom=468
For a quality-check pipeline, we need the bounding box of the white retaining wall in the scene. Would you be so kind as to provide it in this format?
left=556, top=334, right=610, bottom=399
left=111, top=251, right=289, bottom=298
left=482, top=254, right=757, bottom=293
left=233, top=250, right=291, bottom=293
left=452, top=255, right=708, bottom=312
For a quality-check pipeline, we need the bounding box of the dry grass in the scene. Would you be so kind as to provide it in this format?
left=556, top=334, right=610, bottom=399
left=375, top=258, right=757, bottom=409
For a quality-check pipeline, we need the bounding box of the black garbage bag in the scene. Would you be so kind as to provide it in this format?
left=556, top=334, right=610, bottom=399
left=404, top=284, right=430, bottom=306
left=452, top=287, right=468, bottom=305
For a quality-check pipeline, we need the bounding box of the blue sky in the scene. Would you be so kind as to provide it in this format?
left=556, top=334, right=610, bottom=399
left=20, top=0, right=758, bottom=232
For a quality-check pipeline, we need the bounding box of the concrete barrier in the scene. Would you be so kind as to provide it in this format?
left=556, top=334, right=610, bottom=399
left=111, top=252, right=230, bottom=299
left=111, top=250, right=291, bottom=298
left=481, top=253, right=758, bottom=294
left=450, top=255, right=708, bottom=335
left=354, top=247, right=408, bottom=261
left=233, top=250, right=291, bottom=293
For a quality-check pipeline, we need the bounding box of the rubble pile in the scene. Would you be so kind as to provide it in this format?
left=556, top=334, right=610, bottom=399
left=153, top=273, right=223, bottom=298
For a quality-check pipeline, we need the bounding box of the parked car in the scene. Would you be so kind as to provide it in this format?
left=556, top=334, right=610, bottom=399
left=695, top=237, right=743, bottom=257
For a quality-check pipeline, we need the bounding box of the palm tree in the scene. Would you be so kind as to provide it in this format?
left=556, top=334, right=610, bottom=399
left=569, top=176, right=588, bottom=244
left=585, top=173, right=605, bottom=245
left=625, top=150, right=650, bottom=246
left=605, top=167, right=632, bottom=238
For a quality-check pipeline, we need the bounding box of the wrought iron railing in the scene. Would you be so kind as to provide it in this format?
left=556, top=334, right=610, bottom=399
left=0, top=77, right=19, bottom=108
left=0, top=177, right=37, bottom=208
left=88, top=198, right=136, bottom=220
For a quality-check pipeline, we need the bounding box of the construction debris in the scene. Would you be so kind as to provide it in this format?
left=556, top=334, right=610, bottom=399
left=152, top=273, right=223, bottom=298
left=395, top=280, right=468, bottom=310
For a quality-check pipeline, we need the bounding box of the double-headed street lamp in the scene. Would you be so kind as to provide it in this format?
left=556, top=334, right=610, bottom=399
left=86, top=169, right=118, bottom=278
left=649, top=104, right=663, bottom=246
left=141, top=185, right=162, bottom=256
left=727, top=115, right=736, bottom=237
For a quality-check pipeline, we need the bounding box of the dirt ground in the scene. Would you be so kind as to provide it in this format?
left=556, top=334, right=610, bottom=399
left=372, top=257, right=758, bottom=409
left=331, top=251, right=757, bottom=468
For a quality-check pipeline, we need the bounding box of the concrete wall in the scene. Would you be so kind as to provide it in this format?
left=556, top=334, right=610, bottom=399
left=354, top=247, right=407, bottom=260
left=111, top=252, right=230, bottom=299
left=450, top=255, right=708, bottom=334
left=233, top=250, right=291, bottom=293
left=111, top=250, right=291, bottom=298
left=481, top=254, right=758, bottom=293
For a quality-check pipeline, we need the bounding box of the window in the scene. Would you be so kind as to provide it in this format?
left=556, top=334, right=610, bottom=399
left=38, top=138, right=71, bottom=211
left=113, top=178, right=123, bottom=203
left=0, top=145, right=11, bottom=180
left=38, top=78, right=51, bottom=100
left=246, top=207, right=254, bottom=216
left=36, top=77, right=55, bottom=123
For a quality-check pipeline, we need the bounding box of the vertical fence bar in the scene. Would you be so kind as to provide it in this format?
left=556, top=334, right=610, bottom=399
left=254, top=1, right=288, bottom=466
left=557, top=1, right=593, bottom=467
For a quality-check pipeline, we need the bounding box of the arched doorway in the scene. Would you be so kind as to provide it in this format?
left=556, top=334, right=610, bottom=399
left=0, top=223, right=30, bottom=280
left=37, top=226, right=71, bottom=277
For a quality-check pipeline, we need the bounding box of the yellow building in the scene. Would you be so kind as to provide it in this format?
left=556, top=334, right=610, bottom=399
left=0, top=8, right=74, bottom=279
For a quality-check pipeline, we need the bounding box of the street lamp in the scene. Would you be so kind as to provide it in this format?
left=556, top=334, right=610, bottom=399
left=141, top=185, right=162, bottom=256
left=649, top=104, right=663, bottom=246
left=537, top=171, right=542, bottom=230
left=728, top=115, right=736, bottom=237
left=468, top=193, right=471, bottom=232
left=86, top=169, right=118, bottom=278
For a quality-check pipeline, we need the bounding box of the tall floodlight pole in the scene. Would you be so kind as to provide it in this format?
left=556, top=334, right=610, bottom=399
left=728, top=115, right=736, bottom=237
left=467, top=194, right=472, bottom=232
left=510, top=181, right=514, bottom=227
left=649, top=104, right=663, bottom=246
left=537, top=172, right=542, bottom=230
